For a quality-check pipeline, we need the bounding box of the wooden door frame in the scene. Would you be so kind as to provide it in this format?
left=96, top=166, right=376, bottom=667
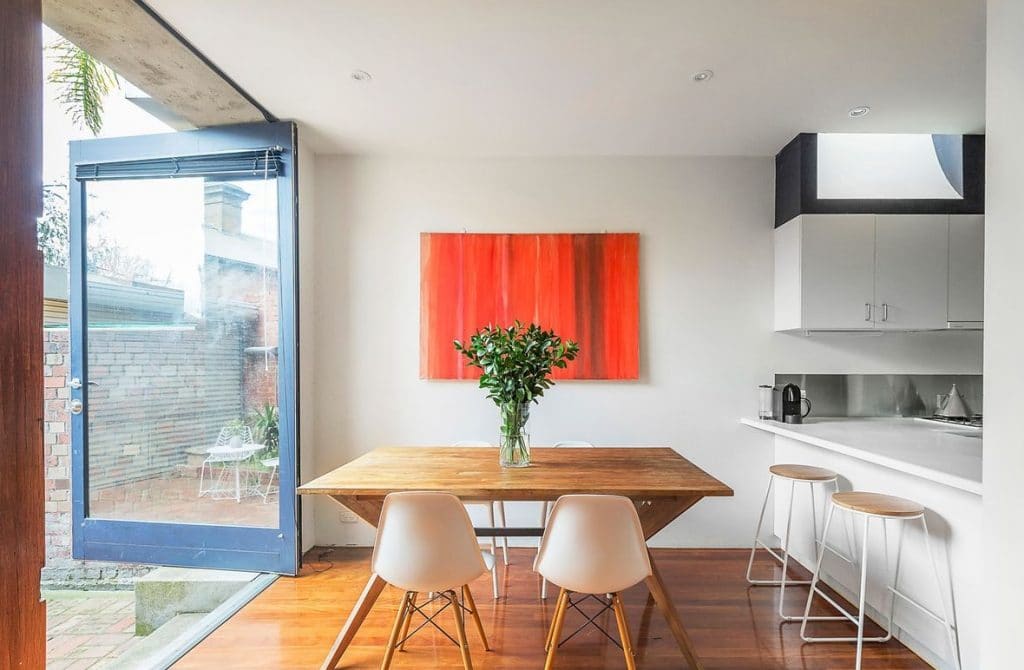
left=0, top=0, right=46, bottom=667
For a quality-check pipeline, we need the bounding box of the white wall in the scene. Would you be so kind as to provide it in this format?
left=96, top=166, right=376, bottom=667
left=309, top=155, right=982, bottom=547
left=983, top=0, right=1024, bottom=665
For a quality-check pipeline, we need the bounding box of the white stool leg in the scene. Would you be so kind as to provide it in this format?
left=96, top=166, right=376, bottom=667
left=777, top=479, right=800, bottom=619
left=921, top=515, right=962, bottom=670
left=801, top=503, right=836, bottom=635
left=887, top=517, right=904, bottom=635
left=810, top=481, right=819, bottom=556
left=745, top=474, right=776, bottom=583
left=854, top=514, right=871, bottom=670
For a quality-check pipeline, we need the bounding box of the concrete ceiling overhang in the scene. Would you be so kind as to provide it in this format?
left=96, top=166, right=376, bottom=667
left=43, top=0, right=272, bottom=128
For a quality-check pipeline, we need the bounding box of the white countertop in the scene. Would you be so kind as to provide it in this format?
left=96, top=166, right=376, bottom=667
left=740, top=417, right=983, bottom=495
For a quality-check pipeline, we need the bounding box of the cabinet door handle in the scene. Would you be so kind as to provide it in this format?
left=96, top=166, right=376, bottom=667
left=864, top=303, right=872, bottom=322
left=882, top=303, right=889, bottom=322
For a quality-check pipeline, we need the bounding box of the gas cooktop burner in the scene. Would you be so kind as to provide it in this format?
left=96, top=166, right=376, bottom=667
left=923, top=414, right=983, bottom=428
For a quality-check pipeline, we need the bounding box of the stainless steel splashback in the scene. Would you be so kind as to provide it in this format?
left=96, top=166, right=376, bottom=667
left=773, top=374, right=982, bottom=418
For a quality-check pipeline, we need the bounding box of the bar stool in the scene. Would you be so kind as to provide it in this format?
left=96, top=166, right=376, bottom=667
left=801, top=492, right=961, bottom=670
left=746, top=463, right=840, bottom=620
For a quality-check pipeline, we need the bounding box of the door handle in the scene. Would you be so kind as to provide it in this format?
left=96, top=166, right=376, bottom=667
left=70, top=399, right=83, bottom=415
left=882, top=303, right=889, bottom=322
left=864, top=303, right=872, bottom=322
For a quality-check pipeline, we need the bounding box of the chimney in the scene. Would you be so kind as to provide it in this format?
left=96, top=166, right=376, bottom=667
left=204, top=182, right=250, bottom=235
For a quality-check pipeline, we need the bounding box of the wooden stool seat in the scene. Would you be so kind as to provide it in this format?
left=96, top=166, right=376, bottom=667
left=831, top=492, right=924, bottom=517
left=769, top=464, right=837, bottom=482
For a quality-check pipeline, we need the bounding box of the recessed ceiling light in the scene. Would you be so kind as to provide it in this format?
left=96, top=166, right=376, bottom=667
left=848, top=105, right=871, bottom=118
left=351, top=70, right=372, bottom=82
left=692, top=69, right=714, bottom=82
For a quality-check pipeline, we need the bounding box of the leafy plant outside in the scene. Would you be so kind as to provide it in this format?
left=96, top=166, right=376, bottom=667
left=249, top=404, right=280, bottom=459
left=47, top=38, right=118, bottom=136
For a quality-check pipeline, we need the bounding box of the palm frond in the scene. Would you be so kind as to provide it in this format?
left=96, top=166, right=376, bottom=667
left=47, top=38, right=118, bottom=135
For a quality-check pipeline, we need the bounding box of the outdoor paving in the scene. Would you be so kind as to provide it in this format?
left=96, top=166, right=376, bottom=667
left=45, top=590, right=137, bottom=669
left=88, top=473, right=277, bottom=527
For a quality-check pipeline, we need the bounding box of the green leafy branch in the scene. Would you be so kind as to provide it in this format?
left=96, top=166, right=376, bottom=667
left=454, top=321, right=579, bottom=408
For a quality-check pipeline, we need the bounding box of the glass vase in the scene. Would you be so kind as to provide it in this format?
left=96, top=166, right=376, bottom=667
left=499, top=402, right=531, bottom=468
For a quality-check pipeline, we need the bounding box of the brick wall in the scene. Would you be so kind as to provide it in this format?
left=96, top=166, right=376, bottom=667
left=42, top=320, right=255, bottom=588
left=43, top=329, right=150, bottom=589
left=86, top=324, right=245, bottom=489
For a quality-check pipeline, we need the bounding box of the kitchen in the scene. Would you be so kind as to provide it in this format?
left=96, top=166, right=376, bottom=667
left=744, top=131, right=984, bottom=668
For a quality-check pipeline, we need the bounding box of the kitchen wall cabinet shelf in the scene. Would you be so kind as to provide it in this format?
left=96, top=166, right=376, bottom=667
left=774, top=214, right=984, bottom=332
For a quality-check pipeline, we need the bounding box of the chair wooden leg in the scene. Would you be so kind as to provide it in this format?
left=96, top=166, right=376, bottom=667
left=646, top=558, right=703, bottom=670
left=545, top=589, right=567, bottom=652
left=462, top=584, right=490, bottom=651
left=380, top=591, right=412, bottom=670
left=612, top=593, right=637, bottom=670
left=448, top=590, right=474, bottom=670
left=321, top=573, right=387, bottom=670
left=544, top=588, right=570, bottom=670
left=398, top=592, right=417, bottom=651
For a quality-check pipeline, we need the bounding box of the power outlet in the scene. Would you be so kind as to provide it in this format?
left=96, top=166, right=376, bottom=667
left=339, top=510, right=358, bottom=524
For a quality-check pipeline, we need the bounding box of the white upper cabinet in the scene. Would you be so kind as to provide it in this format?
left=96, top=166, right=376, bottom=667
left=774, top=214, right=984, bottom=332
left=775, top=215, right=876, bottom=330
left=948, top=215, right=985, bottom=324
left=874, top=215, right=950, bottom=330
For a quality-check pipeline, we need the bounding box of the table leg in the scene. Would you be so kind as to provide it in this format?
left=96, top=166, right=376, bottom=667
left=321, top=572, right=387, bottom=670
left=234, top=462, right=241, bottom=503
left=645, top=552, right=703, bottom=670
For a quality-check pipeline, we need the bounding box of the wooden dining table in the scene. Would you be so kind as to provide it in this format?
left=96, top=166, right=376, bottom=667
left=298, top=446, right=733, bottom=670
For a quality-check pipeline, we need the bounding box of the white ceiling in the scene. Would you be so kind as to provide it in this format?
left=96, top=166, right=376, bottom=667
left=145, top=0, right=985, bottom=157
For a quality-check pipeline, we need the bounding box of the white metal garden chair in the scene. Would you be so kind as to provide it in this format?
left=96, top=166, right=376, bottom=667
left=198, top=425, right=264, bottom=502
left=260, top=456, right=279, bottom=503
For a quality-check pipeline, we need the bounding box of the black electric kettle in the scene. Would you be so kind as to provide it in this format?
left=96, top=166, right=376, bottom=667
left=781, top=384, right=812, bottom=424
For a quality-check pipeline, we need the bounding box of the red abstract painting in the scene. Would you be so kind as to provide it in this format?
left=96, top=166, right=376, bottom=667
left=420, top=233, right=639, bottom=380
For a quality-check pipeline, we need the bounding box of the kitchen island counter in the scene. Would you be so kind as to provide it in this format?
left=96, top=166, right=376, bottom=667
left=740, top=417, right=982, bottom=495
left=742, top=416, right=981, bottom=667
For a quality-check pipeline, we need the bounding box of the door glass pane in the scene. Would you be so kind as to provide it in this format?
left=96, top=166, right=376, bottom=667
left=85, top=176, right=280, bottom=528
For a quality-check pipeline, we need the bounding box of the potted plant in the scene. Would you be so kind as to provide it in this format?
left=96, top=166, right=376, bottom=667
left=454, top=322, right=579, bottom=467
left=249, top=403, right=279, bottom=460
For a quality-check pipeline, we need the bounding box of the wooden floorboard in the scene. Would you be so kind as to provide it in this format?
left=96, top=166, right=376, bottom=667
left=176, top=547, right=930, bottom=669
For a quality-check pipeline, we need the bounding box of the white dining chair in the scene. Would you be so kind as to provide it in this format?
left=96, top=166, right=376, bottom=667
left=538, top=440, right=594, bottom=599
left=198, top=425, right=262, bottom=502
left=452, top=440, right=506, bottom=598
left=372, top=491, right=492, bottom=670
left=535, top=494, right=651, bottom=670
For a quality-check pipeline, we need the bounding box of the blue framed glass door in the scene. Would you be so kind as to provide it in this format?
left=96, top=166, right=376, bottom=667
left=68, top=122, right=299, bottom=575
